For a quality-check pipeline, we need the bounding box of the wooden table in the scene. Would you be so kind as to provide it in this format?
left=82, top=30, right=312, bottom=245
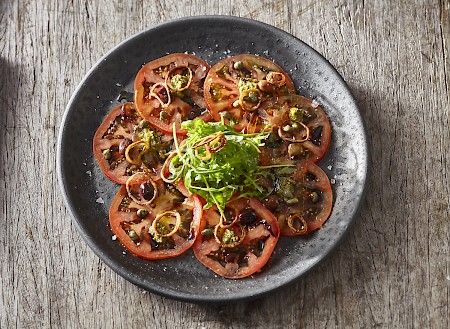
left=1, top=0, right=449, bottom=328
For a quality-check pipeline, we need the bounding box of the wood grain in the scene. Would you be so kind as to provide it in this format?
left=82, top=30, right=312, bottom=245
left=1, top=0, right=448, bottom=328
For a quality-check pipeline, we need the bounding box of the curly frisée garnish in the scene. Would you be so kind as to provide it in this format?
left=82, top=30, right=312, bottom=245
left=161, top=118, right=272, bottom=220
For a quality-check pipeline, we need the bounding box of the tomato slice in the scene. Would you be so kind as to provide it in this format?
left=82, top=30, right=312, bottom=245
left=259, top=95, right=331, bottom=164
left=134, top=54, right=212, bottom=135
left=109, top=181, right=202, bottom=260
left=261, top=161, right=333, bottom=236
left=193, top=198, right=280, bottom=279
left=203, top=54, right=295, bottom=131
left=93, top=102, right=175, bottom=184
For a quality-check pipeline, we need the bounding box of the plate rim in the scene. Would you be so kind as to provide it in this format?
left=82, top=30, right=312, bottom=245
left=57, top=15, right=369, bottom=303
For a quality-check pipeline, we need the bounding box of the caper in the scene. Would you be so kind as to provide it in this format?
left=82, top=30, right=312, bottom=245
left=248, top=91, right=259, bottom=103
left=282, top=125, right=292, bottom=132
left=102, top=149, right=112, bottom=160
left=138, top=119, right=149, bottom=129
left=201, top=228, right=214, bottom=238
left=285, top=197, right=299, bottom=205
left=310, top=191, right=320, bottom=203
left=137, top=209, right=148, bottom=218
left=233, top=100, right=241, bottom=107
left=233, top=61, right=243, bottom=70
left=128, top=230, right=139, bottom=241
left=159, top=111, right=168, bottom=120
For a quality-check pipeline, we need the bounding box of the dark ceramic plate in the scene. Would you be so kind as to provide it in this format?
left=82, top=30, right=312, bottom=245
left=57, top=16, right=368, bottom=303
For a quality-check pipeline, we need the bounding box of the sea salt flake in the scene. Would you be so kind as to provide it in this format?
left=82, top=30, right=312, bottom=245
left=85, top=170, right=92, bottom=177
left=311, top=99, right=319, bottom=108
left=327, top=165, right=333, bottom=170
left=111, top=235, right=117, bottom=241
left=96, top=197, right=104, bottom=204
left=330, top=178, right=336, bottom=185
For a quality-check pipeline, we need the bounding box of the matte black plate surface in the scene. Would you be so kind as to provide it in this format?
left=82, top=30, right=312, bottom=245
left=57, top=16, right=368, bottom=303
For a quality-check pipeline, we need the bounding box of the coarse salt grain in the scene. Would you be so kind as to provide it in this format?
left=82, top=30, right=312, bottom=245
left=311, top=99, right=319, bottom=108
left=111, top=235, right=117, bottom=241
left=95, top=197, right=104, bottom=204
left=330, top=178, right=336, bottom=185
left=327, top=165, right=333, bottom=170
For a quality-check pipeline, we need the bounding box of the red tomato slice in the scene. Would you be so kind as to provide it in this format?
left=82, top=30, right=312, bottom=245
left=193, top=198, right=280, bottom=279
left=259, top=95, right=332, bottom=164
left=109, top=182, right=202, bottom=260
left=204, top=54, right=295, bottom=131
left=92, top=102, right=175, bottom=184
left=261, top=161, right=333, bottom=236
left=134, top=54, right=212, bottom=135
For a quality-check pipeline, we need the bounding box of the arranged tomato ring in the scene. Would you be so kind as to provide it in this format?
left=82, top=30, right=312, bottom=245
left=109, top=182, right=202, bottom=260
left=93, top=102, right=175, bottom=184
left=259, top=95, right=332, bottom=164
left=261, top=161, right=332, bottom=236
left=203, top=54, right=295, bottom=131
left=193, top=198, right=280, bottom=279
left=134, top=53, right=212, bottom=135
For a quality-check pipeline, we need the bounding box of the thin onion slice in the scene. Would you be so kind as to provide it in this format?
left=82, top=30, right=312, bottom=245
left=125, top=172, right=158, bottom=205
left=149, top=82, right=171, bottom=108
left=194, top=145, right=212, bottom=161
left=278, top=121, right=310, bottom=143
left=152, top=210, right=181, bottom=238
left=214, top=223, right=246, bottom=248
left=266, top=71, right=286, bottom=87
left=239, top=88, right=262, bottom=111
left=165, top=66, right=193, bottom=92
left=160, top=151, right=184, bottom=184
left=125, top=140, right=150, bottom=165
left=287, top=214, right=308, bottom=234
left=193, top=132, right=226, bottom=161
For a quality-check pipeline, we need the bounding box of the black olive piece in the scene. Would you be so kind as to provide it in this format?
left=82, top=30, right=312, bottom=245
left=238, top=208, right=258, bottom=225
left=140, top=182, right=155, bottom=201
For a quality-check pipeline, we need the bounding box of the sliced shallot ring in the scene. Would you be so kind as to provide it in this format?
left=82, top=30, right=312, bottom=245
left=165, top=66, right=193, bottom=92
left=152, top=210, right=181, bottom=238
left=161, top=152, right=183, bottom=183
left=125, top=172, right=158, bottom=205
left=214, top=223, right=246, bottom=248
left=149, top=82, right=171, bottom=108
left=266, top=71, right=286, bottom=87
left=125, top=140, right=150, bottom=165
left=194, top=144, right=212, bottom=161
left=287, top=214, right=308, bottom=235
left=239, top=88, right=262, bottom=111
left=278, top=121, right=310, bottom=143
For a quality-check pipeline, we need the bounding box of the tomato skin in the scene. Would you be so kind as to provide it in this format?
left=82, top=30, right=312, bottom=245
left=203, top=54, right=295, bottom=131
left=193, top=198, right=280, bottom=279
left=134, top=53, right=211, bottom=135
left=262, top=161, right=333, bottom=236
left=259, top=95, right=332, bottom=164
left=109, top=184, right=202, bottom=260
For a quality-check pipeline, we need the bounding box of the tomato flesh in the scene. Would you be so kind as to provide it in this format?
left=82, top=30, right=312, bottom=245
left=261, top=161, right=333, bottom=236
left=109, top=182, right=202, bottom=260
left=193, top=198, right=280, bottom=279
left=134, top=53, right=211, bottom=135
left=204, top=54, right=295, bottom=131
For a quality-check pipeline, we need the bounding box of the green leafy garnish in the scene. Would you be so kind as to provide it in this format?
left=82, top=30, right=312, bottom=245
left=165, top=118, right=271, bottom=217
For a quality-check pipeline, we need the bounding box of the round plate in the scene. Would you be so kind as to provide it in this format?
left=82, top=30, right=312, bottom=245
left=57, top=16, right=368, bottom=303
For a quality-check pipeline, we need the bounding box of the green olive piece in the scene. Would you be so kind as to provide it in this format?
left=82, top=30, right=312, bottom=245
left=137, top=209, right=148, bottom=218
left=248, top=91, right=259, bottom=103
left=159, top=111, right=168, bottom=120
left=102, top=149, right=112, bottom=160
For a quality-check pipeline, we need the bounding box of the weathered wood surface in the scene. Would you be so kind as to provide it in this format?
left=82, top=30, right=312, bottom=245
left=1, top=0, right=449, bottom=328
